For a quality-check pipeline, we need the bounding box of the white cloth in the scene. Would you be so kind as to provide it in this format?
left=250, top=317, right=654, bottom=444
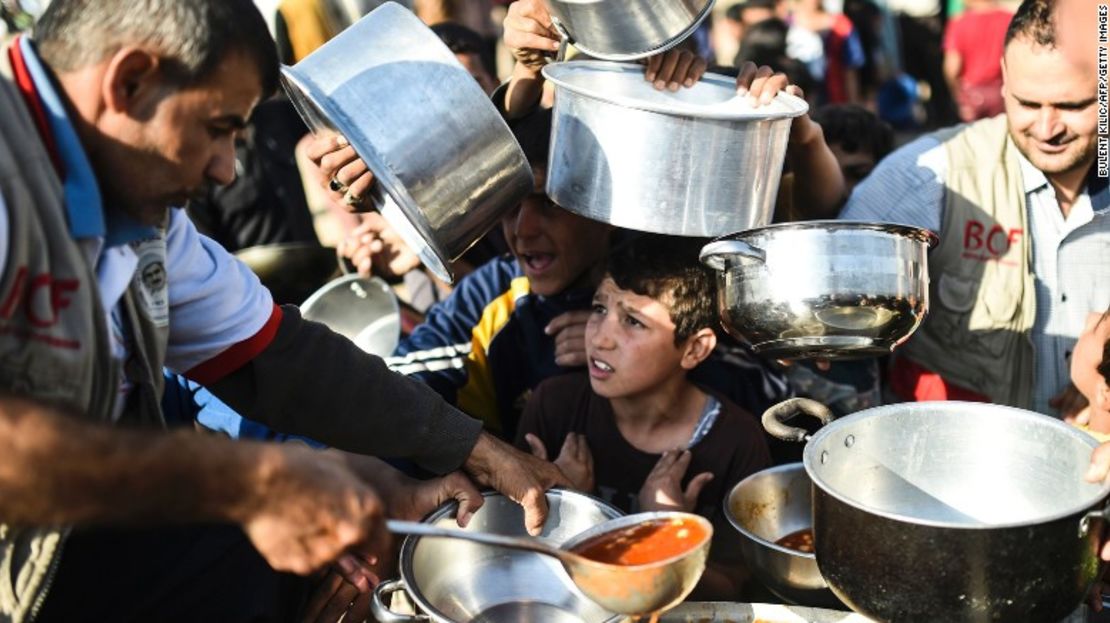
left=841, top=132, right=1110, bottom=415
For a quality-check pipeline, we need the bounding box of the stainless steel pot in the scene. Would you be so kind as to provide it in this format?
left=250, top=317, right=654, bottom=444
left=299, top=275, right=400, bottom=357
left=763, top=398, right=1110, bottom=623
left=281, top=2, right=533, bottom=283
left=546, top=0, right=714, bottom=61
left=725, top=463, right=841, bottom=608
left=700, top=221, right=937, bottom=359
left=372, top=489, right=624, bottom=623
left=542, top=61, right=807, bottom=237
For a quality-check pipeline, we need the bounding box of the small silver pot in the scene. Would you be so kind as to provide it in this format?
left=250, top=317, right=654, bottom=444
left=700, top=221, right=937, bottom=359
left=763, top=398, right=1110, bottom=623
left=372, top=489, right=623, bottom=623
left=542, top=62, right=807, bottom=237
left=281, top=2, right=533, bottom=283
left=547, top=0, right=714, bottom=61
left=299, top=275, right=400, bottom=357
left=725, top=463, right=841, bottom=608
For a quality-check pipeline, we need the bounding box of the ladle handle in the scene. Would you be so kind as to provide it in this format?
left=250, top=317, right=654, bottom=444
left=550, top=17, right=571, bottom=63
left=762, top=398, right=836, bottom=443
left=699, top=239, right=766, bottom=270
left=386, top=520, right=571, bottom=562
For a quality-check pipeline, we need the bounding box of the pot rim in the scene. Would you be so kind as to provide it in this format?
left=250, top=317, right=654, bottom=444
left=802, top=400, right=1110, bottom=530
left=724, top=463, right=817, bottom=561
left=549, top=0, right=715, bottom=62
left=712, top=220, right=940, bottom=249
left=542, top=61, right=809, bottom=120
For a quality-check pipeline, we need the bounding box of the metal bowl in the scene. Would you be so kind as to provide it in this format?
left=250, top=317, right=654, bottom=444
left=547, top=0, right=714, bottom=61
left=281, top=2, right=532, bottom=283
left=725, top=463, right=841, bottom=608
left=700, top=221, right=937, bottom=359
left=543, top=61, right=807, bottom=237
left=373, top=489, right=624, bottom=623
left=300, top=275, right=400, bottom=357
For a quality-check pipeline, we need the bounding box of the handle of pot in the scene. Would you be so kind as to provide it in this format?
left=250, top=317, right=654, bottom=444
left=550, top=17, right=571, bottom=63
left=698, top=240, right=767, bottom=270
left=762, top=398, right=836, bottom=443
left=371, top=578, right=429, bottom=623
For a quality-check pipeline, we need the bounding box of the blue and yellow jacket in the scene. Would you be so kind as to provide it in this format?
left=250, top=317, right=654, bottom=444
left=386, top=255, right=792, bottom=439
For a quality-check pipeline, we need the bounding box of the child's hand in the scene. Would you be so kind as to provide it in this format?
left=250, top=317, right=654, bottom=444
left=638, top=450, right=713, bottom=513
left=524, top=432, right=595, bottom=492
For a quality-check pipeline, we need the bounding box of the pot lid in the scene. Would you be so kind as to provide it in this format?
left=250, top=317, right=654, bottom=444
left=542, top=61, right=809, bottom=120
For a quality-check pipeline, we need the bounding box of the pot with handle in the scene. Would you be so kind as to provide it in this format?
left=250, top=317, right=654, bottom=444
left=763, top=397, right=1110, bottom=623
left=700, top=221, right=937, bottom=359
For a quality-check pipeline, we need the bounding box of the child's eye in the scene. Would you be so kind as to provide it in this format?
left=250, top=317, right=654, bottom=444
left=625, top=315, right=644, bottom=328
left=591, top=303, right=606, bottom=315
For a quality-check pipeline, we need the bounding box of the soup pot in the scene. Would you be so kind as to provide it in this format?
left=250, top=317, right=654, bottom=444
left=371, top=489, right=623, bottom=623
left=762, top=398, right=1110, bottom=623
left=281, top=2, right=533, bottom=283
left=700, top=221, right=936, bottom=359
left=299, top=275, right=400, bottom=357
left=725, top=463, right=841, bottom=608
left=542, top=61, right=807, bottom=237
left=546, top=0, right=714, bottom=61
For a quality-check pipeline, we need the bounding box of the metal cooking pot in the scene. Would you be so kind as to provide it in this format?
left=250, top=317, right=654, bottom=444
left=546, top=0, right=714, bottom=61
left=372, top=489, right=624, bottom=623
left=700, top=221, right=937, bottom=359
left=281, top=2, right=533, bottom=283
left=299, top=275, right=400, bottom=357
left=542, top=61, right=807, bottom=237
left=725, top=463, right=841, bottom=608
left=763, top=398, right=1110, bottom=623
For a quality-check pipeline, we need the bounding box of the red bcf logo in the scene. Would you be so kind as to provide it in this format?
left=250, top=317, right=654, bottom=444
left=0, top=267, right=80, bottom=328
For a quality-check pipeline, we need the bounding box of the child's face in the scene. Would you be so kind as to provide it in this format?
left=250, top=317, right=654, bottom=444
left=501, top=168, right=612, bottom=297
left=585, top=278, right=690, bottom=399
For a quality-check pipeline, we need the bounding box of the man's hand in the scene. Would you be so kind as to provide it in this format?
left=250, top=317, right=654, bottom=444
left=234, top=444, right=388, bottom=577
left=503, top=0, right=560, bottom=71
left=463, top=432, right=571, bottom=535
left=735, top=61, right=791, bottom=106
left=525, top=432, right=595, bottom=492
left=637, top=450, right=713, bottom=513
left=545, top=310, right=592, bottom=367
left=338, top=213, right=422, bottom=279
left=305, top=133, right=376, bottom=211
left=643, top=48, right=708, bottom=91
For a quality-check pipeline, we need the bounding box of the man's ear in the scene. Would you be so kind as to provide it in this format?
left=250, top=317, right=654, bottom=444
left=680, top=328, right=717, bottom=370
left=999, top=55, right=1009, bottom=101
left=102, top=47, right=163, bottom=115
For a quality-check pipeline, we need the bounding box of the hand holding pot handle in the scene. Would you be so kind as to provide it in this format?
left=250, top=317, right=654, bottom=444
left=762, top=398, right=836, bottom=443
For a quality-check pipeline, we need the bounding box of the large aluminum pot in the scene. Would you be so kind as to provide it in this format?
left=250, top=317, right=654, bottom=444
left=281, top=2, right=533, bottom=283
left=372, top=489, right=624, bottom=623
left=546, top=0, right=714, bottom=61
left=763, top=398, right=1110, bottom=623
left=725, top=463, right=841, bottom=608
left=700, top=221, right=937, bottom=359
left=299, top=275, right=400, bottom=357
left=542, top=61, right=807, bottom=237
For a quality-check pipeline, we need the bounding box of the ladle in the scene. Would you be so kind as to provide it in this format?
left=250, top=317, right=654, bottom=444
left=387, top=511, right=711, bottom=616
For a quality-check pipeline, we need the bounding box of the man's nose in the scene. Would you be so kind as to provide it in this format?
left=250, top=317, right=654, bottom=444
left=206, top=141, right=238, bottom=187
left=1034, top=107, right=1063, bottom=141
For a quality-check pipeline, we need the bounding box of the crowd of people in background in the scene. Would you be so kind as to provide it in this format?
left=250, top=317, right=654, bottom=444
left=0, top=0, right=1106, bottom=621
